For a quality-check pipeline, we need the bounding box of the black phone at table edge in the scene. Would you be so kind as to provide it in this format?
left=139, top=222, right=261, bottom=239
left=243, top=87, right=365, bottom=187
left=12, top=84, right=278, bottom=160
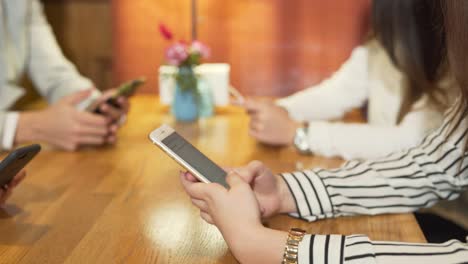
left=0, top=144, right=41, bottom=187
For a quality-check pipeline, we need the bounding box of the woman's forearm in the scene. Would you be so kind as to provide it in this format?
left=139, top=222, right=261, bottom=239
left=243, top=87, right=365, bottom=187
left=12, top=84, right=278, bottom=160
left=231, top=227, right=287, bottom=264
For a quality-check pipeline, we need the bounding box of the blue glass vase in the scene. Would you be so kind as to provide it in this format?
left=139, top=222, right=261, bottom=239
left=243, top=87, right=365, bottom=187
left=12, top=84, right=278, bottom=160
left=197, top=78, right=214, bottom=118
left=172, top=84, right=199, bottom=122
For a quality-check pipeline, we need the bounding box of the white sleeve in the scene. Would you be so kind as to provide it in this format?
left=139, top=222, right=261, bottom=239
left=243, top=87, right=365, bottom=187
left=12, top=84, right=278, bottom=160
left=297, top=234, right=468, bottom=264
left=0, top=112, right=19, bottom=151
left=276, top=46, right=369, bottom=121
left=26, top=0, right=94, bottom=104
left=305, top=103, right=443, bottom=160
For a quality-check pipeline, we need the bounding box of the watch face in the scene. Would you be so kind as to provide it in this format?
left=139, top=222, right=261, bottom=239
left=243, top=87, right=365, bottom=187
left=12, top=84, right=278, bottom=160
left=294, top=127, right=310, bottom=153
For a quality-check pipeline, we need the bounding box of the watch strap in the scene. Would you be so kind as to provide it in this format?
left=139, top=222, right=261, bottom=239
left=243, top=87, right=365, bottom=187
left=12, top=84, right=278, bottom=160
left=282, top=228, right=306, bottom=264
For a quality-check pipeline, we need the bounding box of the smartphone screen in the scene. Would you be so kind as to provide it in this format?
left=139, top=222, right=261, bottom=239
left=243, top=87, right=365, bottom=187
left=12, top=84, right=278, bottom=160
left=160, top=131, right=228, bottom=188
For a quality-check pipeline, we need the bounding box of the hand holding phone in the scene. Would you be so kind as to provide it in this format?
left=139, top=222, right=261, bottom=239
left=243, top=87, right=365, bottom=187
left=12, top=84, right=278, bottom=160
left=0, top=144, right=41, bottom=187
left=149, top=124, right=228, bottom=188
left=87, top=77, right=146, bottom=114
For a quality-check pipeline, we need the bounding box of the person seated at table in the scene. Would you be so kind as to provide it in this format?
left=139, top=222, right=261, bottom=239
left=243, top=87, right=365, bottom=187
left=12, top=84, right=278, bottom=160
left=180, top=0, right=468, bottom=263
left=0, top=0, right=130, bottom=152
left=245, top=0, right=456, bottom=160
left=0, top=170, right=26, bottom=205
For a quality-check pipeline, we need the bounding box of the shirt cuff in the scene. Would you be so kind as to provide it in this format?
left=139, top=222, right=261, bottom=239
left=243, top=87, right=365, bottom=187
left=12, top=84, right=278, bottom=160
left=306, top=121, right=336, bottom=158
left=280, top=171, right=334, bottom=221
left=298, top=234, right=346, bottom=264
left=2, top=112, right=19, bottom=150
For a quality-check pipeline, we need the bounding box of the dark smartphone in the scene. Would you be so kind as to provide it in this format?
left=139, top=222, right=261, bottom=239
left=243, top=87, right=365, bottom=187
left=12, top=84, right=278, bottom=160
left=89, top=77, right=146, bottom=114
left=149, top=124, right=229, bottom=189
left=0, top=144, right=41, bottom=187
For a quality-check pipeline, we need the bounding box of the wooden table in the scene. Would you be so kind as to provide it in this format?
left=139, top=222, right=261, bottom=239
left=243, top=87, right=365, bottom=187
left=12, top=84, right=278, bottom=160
left=0, top=95, right=426, bottom=263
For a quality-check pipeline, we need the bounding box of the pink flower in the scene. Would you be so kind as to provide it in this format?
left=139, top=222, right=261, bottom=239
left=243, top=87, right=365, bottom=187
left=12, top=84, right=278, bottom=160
left=165, top=42, right=189, bottom=66
left=191, top=40, right=211, bottom=58
left=159, top=23, right=173, bottom=41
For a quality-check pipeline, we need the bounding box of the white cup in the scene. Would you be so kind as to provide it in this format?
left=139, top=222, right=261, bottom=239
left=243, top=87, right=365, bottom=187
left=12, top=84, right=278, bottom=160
left=159, top=63, right=230, bottom=106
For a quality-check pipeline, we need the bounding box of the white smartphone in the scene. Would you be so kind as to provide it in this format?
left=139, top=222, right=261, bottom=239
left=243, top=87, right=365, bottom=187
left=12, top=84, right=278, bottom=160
left=149, top=124, right=229, bottom=188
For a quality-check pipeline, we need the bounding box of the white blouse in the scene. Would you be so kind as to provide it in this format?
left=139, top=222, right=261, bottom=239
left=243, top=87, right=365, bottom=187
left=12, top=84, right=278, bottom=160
left=0, top=0, right=95, bottom=151
left=277, top=44, right=444, bottom=160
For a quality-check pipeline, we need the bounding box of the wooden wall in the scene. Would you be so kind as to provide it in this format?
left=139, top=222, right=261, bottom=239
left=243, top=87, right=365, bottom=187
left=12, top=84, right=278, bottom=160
left=113, top=0, right=371, bottom=96
left=42, top=0, right=370, bottom=96
left=42, top=0, right=113, bottom=91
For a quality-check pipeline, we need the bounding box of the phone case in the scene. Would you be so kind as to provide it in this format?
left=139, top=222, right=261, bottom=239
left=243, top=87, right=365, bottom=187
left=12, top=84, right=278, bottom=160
left=0, top=144, right=41, bottom=187
left=92, top=77, right=146, bottom=114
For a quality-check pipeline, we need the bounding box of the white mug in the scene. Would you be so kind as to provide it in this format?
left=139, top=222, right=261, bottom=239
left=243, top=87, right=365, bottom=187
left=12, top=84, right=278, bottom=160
left=159, top=63, right=230, bottom=106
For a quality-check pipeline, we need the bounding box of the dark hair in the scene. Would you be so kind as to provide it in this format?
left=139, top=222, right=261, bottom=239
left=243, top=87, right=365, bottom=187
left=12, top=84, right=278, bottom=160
left=440, top=0, right=468, bottom=163
left=372, top=0, right=447, bottom=122
left=444, top=1, right=468, bottom=107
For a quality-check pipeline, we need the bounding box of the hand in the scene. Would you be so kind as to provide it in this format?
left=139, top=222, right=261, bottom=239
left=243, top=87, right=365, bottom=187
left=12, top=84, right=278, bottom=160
left=0, top=170, right=26, bottom=205
left=234, top=161, right=297, bottom=218
left=15, top=89, right=114, bottom=151
left=180, top=170, right=288, bottom=264
left=94, top=89, right=130, bottom=125
left=180, top=170, right=263, bottom=228
left=245, top=99, right=301, bottom=146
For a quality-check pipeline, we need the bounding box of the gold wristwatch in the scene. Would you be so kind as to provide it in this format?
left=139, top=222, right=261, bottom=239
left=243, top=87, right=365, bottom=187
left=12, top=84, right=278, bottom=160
left=282, top=228, right=306, bottom=264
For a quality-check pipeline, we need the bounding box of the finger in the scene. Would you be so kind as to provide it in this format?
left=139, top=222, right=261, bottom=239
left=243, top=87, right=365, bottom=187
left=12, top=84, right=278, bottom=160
left=250, top=113, right=264, bottom=123
left=78, top=135, right=106, bottom=145
left=226, top=171, right=248, bottom=188
left=191, top=198, right=208, bottom=211
left=244, top=99, right=261, bottom=113
left=237, top=160, right=266, bottom=185
left=200, top=211, right=214, bottom=224
left=179, top=172, right=208, bottom=200
left=234, top=167, right=257, bottom=183
left=182, top=171, right=198, bottom=182
left=109, top=124, right=119, bottom=134
left=10, top=170, right=26, bottom=188
left=0, top=187, right=13, bottom=205
left=249, top=120, right=264, bottom=132
left=117, top=97, right=130, bottom=113
left=99, top=104, right=123, bottom=121
left=246, top=160, right=265, bottom=177
left=106, top=135, right=117, bottom=144
left=63, top=89, right=94, bottom=105
left=180, top=171, right=195, bottom=182
left=75, top=124, right=109, bottom=136
left=75, top=111, right=109, bottom=127
left=181, top=173, right=226, bottom=201
left=249, top=128, right=265, bottom=141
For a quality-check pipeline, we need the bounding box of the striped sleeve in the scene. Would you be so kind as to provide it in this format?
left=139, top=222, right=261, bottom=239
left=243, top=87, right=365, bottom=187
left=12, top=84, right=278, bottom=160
left=298, top=234, right=468, bottom=264
left=281, top=105, right=468, bottom=221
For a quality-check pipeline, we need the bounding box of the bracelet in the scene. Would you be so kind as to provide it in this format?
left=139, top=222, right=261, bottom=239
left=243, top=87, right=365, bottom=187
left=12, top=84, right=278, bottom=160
left=282, top=228, right=306, bottom=264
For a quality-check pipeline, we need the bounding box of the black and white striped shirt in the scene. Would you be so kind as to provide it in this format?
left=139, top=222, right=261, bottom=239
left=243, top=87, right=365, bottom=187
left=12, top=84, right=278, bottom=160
left=281, top=105, right=468, bottom=263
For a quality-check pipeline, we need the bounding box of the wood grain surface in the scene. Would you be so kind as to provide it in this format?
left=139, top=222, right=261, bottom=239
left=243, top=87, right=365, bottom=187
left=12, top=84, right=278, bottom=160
left=0, top=95, right=425, bottom=263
